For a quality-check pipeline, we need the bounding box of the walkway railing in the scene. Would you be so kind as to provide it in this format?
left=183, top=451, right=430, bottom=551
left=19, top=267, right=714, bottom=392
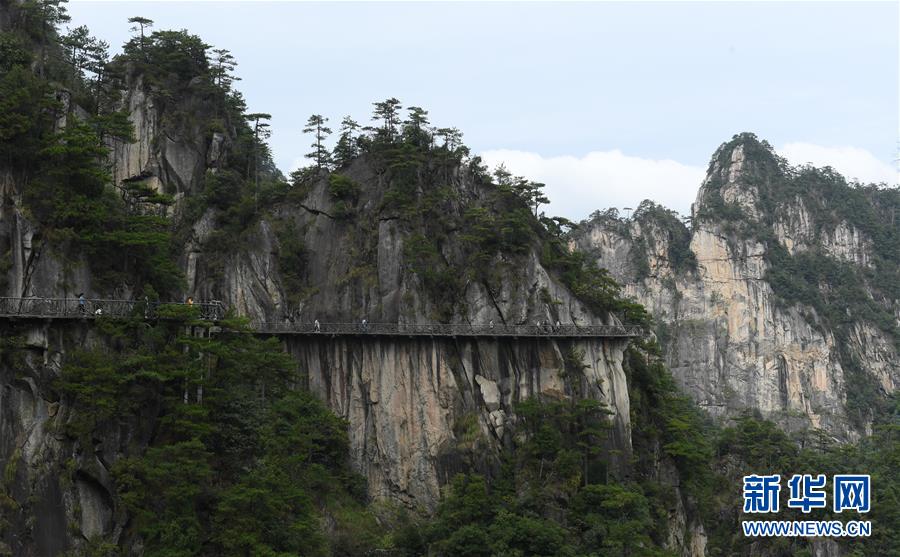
left=0, top=298, right=641, bottom=338
left=252, top=321, right=642, bottom=338
left=0, top=297, right=224, bottom=321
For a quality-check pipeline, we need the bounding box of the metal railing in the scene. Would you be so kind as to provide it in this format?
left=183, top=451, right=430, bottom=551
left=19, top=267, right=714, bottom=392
left=0, top=297, right=224, bottom=321
left=252, top=321, right=642, bottom=338
left=0, top=298, right=641, bottom=338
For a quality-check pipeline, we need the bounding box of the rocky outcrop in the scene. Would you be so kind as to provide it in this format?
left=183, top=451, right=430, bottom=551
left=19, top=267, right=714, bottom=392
left=0, top=73, right=654, bottom=553
left=0, top=323, right=634, bottom=555
left=287, top=336, right=631, bottom=511
left=107, top=72, right=227, bottom=203
left=0, top=168, right=93, bottom=299
left=176, top=156, right=637, bottom=511
left=185, top=156, right=616, bottom=330
left=0, top=322, right=146, bottom=556
left=573, top=135, right=899, bottom=440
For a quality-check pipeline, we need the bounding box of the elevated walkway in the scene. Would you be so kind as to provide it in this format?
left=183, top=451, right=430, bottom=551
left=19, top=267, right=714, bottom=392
left=0, top=298, right=641, bottom=339
left=0, top=297, right=224, bottom=321
left=253, top=321, right=641, bottom=338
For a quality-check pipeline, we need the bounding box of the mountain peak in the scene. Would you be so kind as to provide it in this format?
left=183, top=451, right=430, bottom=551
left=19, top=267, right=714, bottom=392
left=692, top=133, right=785, bottom=221
left=706, top=132, right=782, bottom=185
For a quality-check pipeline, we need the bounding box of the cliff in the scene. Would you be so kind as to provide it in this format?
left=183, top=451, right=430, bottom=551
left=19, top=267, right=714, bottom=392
left=573, top=134, right=899, bottom=440
left=1, top=59, right=683, bottom=553
left=7, top=5, right=895, bottom=552
left=285, top=336, right=631, bottom=510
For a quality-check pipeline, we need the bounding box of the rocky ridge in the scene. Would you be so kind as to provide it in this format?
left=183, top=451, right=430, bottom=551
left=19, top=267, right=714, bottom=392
left=0, top=71, right=712, bottom=555
left=573, top=135, right=899, bottom=440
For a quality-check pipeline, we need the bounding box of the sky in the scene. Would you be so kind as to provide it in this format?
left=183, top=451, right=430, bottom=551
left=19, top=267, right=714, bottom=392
left=67, top=1, right=899, bottom=220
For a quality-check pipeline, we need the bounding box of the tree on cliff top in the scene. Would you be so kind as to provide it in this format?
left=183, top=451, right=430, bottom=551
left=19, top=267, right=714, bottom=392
left=303, top=114, right=332, bottom=171
left=245, top=112, right=272, bottom=209
left=332, top=115, right=360, bottom=168
left=210, top=47, right=239, bottom=91
left=127, top=16, right=153, bottom=54
left=371, top=97, right=402, bottom=140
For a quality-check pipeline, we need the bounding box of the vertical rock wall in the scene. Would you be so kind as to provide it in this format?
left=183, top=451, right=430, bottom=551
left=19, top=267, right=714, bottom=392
left=573, top=138, right=898, bottom=439
left=285, top=336, right=632, bottom=510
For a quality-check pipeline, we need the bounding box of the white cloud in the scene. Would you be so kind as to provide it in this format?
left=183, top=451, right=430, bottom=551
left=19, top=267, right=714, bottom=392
left=479, top=143, right=898, bottom=222
left=478, top=149, right=704, bottom=221
left=778, top=143, right=898, bottom=186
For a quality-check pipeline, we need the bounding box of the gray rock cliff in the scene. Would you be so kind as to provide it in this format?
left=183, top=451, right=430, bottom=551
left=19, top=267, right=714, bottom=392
left=573, top=135, right=898, bottom=440
left=0, top=73, right=706, bottom=555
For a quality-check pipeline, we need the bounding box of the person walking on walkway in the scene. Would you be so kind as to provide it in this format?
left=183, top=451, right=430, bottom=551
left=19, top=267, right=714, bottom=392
left=362, top=318, right=368, bottom=332
left=314, top=319, right=320, bottom=332
left=77, top=293, right=86, bottom=315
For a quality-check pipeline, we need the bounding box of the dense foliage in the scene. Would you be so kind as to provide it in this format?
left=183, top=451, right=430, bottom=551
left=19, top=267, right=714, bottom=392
left=52, top=313, right=384, bottom=556
left=0, top=0, right=286, bottom=296
left=0, top=1, right=182, bottom=293
left=383, top=342, right=900, bottom=557
left=1, top=318, right=893, bottom=556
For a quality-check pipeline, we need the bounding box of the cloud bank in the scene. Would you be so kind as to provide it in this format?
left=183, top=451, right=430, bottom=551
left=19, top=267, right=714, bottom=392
left=779, top=143, right=898, bottom=186
left=479, top=149, right=705, bottom=220
left=479, top=144, right=897, bottom=222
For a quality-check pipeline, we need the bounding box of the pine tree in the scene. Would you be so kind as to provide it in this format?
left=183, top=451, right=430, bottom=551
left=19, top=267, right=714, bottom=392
left=0, top=66, right=58, bottom=166
left=527, top=182, right=549, bottom=217
left=371, top=97, right=402, bottom=139
left=245, top=112, right=272, bottom=210
left=85, top=39, right=111, bottom=114
left=436, top=127, right=463, bottom=151
left=403, top=106, right=431, bottom=146
left=332, top=116, right=359, bottom=168
left=91, top=110, right=135, bottom=143
left=302, top=114, right=332, bottom=170
left=61, top=25, right=91, bottom=73
left=492, top=164, right=512, bottom=187
left=511, top=178, right=549, bottom=217
left=22, top=0, right=70, bottom=77
left=210, top=48, right=240, bottom=91
left=127, top=16, right=153, bottom=55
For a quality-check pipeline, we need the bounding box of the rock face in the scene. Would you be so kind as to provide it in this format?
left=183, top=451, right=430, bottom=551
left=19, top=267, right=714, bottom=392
left=0, top=324, right=636, bottom=554
left=286, top=336, right=632, bottom=511
left=177, top=158, right=639, bottom=509
left=0, top=74, right=672, bottom=554
left=0, top=322, right=154, bottom=557
left=573, top=134, right=899, bottom=440
left=107, top=72, right=227, bottom=202
left=186, top=158, right=614, bottom=328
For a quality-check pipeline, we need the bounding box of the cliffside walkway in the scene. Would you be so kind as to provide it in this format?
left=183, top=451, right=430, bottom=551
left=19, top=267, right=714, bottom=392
left=0, top=297, right=641, bottom=339
left=0, top=297, right=225, bottom=321
left=251, top=321, right=642, bottom=338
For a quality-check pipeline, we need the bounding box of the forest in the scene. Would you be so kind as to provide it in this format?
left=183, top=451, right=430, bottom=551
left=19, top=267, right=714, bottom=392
left=0, top=2, right=897, bottom=556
